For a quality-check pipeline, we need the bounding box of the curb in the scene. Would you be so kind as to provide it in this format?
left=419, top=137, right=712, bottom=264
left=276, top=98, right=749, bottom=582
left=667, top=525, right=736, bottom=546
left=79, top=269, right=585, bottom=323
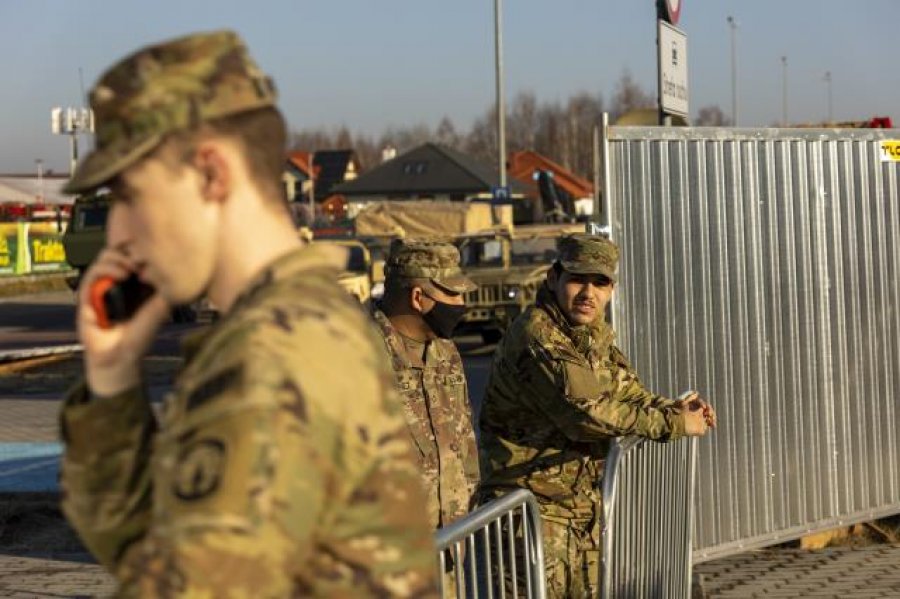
left=0, top=273, right=74, bottom=298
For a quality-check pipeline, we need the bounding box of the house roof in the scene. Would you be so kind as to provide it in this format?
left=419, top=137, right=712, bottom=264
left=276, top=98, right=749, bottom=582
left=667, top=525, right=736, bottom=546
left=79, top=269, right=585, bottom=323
left=335, top=143, right=527, bottom=197
left=508, top=151, right=593, bottom=199
left=287, top=150, right=356, bottom=200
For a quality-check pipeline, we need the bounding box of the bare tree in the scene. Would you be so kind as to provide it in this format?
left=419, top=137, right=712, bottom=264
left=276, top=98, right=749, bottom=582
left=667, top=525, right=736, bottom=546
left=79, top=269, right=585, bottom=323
left=435, top=116, right=462, bottom=148
left=695, top=105, right=731, bottom=126
left=610, top=70, right=655, bottom=122
left=506, top=91, right=539, bottom=151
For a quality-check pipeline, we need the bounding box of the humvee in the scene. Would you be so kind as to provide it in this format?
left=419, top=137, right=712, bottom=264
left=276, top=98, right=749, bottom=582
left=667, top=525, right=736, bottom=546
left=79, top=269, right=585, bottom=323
left=352, top=200, right=581, bottom=342
left=454, top=223, right=582, bottom=343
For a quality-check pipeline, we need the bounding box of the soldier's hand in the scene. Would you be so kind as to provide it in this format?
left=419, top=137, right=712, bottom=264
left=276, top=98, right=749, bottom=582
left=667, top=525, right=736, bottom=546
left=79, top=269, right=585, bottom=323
left=678, top=391, right=716, bottom=436
left=77, top=248, right=170, bottom=397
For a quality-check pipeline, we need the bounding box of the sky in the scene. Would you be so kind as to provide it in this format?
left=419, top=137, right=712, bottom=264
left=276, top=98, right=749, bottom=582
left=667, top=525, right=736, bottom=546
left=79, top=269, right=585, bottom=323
left=1, top=0, right=897, bottom=173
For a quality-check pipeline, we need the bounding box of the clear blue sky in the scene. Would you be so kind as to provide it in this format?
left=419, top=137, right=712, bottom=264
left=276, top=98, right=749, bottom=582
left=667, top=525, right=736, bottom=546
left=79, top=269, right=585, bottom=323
left=2, top=0, right=897, bottom=173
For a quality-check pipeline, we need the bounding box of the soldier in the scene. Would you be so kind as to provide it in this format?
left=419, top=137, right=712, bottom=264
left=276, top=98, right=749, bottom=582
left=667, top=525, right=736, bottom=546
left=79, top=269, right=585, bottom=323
left=371, top=239, right=480, bottom=531
left=59, top=31, right=437, bottom=596
left=478, top=233, right=716, bottom=597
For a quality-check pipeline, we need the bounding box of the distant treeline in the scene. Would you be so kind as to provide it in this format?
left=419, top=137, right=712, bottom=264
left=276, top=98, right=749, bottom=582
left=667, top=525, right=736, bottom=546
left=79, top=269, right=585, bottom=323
left=289, top=71, right=729, bottom=179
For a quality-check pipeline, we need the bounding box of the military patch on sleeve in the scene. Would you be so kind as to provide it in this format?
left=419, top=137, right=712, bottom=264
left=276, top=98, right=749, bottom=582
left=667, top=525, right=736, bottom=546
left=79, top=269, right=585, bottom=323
left=173, top=438, right=226, bottom=502
left=185, top=365, right=243, bottom=412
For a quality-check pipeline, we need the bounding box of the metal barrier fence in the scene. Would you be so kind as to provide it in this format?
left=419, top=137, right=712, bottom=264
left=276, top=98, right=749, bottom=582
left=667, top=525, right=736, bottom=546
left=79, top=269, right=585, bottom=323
left=603, top=125, right=900, bottom=561
left=434, top=489, right=547, bottom=598
left=600, top=436, right=698, bottom=599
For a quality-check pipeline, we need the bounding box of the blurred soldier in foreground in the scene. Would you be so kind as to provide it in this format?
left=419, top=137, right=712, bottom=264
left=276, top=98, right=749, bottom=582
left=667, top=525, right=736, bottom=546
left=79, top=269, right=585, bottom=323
left=372, top=239, right=480, bottom=530
left=59, top=31, right=437, bottom=596
left=478, top=233, right=716, bottom=597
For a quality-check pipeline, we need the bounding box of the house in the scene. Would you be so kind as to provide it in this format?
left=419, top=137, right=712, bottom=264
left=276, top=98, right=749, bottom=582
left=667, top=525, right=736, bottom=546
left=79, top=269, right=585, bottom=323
left=334, top=143, right=533, bottom=222
left=507, top=151, right=595, bottom=218
left=284, top=150, right=358, bottom=204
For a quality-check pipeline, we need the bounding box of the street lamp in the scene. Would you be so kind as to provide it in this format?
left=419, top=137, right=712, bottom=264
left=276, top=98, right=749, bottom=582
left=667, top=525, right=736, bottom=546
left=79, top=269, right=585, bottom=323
left=823, top=71, right=833, bottom=123
left=781, top=56, right=788, bottom=127
left=494, top=0, right=507, bottom=188
left=727, top=16, right=738, bottom=126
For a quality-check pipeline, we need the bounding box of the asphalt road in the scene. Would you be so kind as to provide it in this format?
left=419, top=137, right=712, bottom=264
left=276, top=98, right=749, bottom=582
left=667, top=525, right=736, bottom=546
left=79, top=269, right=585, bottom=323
left=0, top=289, right=497, bottom=407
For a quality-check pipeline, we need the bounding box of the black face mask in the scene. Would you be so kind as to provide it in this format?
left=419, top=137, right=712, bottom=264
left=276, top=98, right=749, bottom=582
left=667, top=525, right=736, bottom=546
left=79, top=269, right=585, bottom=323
left=421, top=293, right=467, bottom=339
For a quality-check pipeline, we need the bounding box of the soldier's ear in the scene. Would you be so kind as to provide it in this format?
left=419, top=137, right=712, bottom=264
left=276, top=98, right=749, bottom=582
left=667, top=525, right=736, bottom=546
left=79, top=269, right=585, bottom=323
left=194, top=143, right=231, bottom=204
left=409, top=285, right=426, bottom=312
left=546, top=266, right=558, bottom=288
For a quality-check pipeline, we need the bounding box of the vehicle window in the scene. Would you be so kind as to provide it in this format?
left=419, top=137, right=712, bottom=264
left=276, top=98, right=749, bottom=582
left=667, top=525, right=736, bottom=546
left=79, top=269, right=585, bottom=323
left=457, top=238, right=503, bottom=267
left=345, top=245, right=367, bottom=272
left=511, top=237, right=557, bottom=265
left=79, top=205, right=109, bottom=229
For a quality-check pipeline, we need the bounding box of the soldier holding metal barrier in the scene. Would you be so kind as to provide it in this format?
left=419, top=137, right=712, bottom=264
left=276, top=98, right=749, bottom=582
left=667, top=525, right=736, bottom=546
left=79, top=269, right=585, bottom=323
left=478, top=233, right=716, bottom=597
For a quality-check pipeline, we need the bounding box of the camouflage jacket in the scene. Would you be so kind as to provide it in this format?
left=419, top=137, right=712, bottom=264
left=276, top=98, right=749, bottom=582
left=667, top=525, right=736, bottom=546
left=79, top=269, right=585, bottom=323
left=371, top=306, right=480, bottom=530
left=60, top=245, right=438, bottom=598
left=478, top=285, right=686, bottom=522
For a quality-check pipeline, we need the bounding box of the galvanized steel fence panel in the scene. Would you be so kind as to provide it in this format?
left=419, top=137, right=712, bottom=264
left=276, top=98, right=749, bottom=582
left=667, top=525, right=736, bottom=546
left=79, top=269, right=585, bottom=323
left=605, top=126, right=900, bottom=562
left=601, top=436, right=698, bottom=598
left=434, top=489, right=546, bottom=598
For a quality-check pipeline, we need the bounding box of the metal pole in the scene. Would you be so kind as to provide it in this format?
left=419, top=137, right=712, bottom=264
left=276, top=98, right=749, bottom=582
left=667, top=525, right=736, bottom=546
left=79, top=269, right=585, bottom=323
left=824, top=71, right=833, bottom=123
left=494, top=0, right=507, bottom=188
left=308, top=151, right=316, bottom=223
left=35, top=159, right=44, bottom=201
left=69, top=133, right=78, bottom=178
left=781, top=56, right=788, bottom=126
left=727, top=16, right=738, bottom=126
left=592, top=125, right=600, bottom=223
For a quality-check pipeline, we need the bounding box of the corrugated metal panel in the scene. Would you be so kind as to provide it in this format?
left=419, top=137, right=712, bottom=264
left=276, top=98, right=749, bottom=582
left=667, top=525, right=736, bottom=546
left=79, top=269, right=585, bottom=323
left=607, top=127, right=900, bottom=561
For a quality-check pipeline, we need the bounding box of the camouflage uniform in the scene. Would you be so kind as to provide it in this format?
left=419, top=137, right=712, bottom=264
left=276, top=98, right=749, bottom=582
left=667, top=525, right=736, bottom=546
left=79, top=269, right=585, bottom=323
left=478, top=234, right=688, bottom=598
left=60, top=31, right=437, bottom=597
left=371, top=240, right=480, bottom=530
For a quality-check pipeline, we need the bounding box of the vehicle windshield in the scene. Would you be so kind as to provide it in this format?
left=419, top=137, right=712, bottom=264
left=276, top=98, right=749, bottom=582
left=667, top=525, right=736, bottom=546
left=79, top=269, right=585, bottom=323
left=344, top=245, right=367, bottom=273
left=511, top=237, right=558, bottom=265
left=456, top=237, right=504, bottom=267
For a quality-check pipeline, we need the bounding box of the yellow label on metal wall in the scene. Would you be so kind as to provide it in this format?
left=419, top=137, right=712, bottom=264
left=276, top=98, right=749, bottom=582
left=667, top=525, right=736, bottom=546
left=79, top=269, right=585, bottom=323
left=880, top=140, right=900, bottom=162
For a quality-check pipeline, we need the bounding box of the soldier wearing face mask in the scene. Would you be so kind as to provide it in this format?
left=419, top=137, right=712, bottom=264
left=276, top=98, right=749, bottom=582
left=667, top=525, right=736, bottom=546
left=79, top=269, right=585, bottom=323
left=372, top=239, right=481, bottom=531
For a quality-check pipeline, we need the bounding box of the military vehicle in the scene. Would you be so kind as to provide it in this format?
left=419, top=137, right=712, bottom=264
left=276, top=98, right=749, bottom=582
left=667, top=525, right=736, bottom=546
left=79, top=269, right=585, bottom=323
left=62, top=192, right=198, bottom=323
left=313, top=238, right=381, bottom=304
left=353, top=200, right=580, bottom=342
left=62, top=192, right=110, bottom=290
left=454, top=223, right=581, bottom=342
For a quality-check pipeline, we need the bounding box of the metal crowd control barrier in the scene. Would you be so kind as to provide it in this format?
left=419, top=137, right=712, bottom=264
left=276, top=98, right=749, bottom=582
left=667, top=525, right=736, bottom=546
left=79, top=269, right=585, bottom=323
left=601, top=436, right=698, bottom=598
left=434, top=488, right=547, bottom=598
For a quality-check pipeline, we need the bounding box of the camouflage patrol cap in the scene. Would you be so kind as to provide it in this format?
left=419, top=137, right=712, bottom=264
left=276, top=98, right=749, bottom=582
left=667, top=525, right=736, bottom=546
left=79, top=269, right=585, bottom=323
left=386, top=239, right=477, bottom=294
left=557, top=233, right=619, bottom=280
left=64, top=30, right=277, bottom=194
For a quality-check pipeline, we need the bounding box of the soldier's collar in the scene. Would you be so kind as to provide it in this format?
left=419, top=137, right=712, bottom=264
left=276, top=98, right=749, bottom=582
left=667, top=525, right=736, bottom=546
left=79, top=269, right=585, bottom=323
left=230, top=243, right=347, bottom=312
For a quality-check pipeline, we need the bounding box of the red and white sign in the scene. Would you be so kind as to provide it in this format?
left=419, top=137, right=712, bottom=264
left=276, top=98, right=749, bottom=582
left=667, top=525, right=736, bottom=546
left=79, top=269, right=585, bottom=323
left=663, top=0, right=681, bottom=25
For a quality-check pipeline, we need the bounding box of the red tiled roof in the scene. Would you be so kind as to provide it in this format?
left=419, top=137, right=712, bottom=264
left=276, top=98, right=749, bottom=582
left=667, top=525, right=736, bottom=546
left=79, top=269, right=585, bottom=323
left=508, top=151, right=593, bottom=199
left=287, top=151, right=318, bottom=177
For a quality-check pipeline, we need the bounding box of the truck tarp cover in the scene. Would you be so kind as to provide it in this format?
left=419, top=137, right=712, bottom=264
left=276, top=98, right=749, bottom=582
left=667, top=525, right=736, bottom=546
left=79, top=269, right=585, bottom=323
left=354, top=201, right=498, bottom=237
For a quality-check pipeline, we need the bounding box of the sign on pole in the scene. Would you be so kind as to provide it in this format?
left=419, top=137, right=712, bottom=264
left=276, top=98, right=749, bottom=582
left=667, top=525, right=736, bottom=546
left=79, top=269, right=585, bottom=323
left=658, top=19, right=689, bottom=119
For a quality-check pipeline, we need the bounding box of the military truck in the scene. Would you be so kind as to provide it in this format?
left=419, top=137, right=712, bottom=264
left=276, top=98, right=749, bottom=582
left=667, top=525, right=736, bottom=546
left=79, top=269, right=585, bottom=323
left=62, top=192, right=198, bottom=323
left=312, top=238, right=382, bottom=304
left=454, top=223, right=581, bottom=342
left=61, top=192, right=110, bottom=290
left=353, top=200, right=580, bottom=342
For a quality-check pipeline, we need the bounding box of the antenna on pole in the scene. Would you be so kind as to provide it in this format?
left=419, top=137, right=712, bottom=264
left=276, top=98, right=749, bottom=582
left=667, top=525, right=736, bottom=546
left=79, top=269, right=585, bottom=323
left=79, top=68, right=89, bottom=107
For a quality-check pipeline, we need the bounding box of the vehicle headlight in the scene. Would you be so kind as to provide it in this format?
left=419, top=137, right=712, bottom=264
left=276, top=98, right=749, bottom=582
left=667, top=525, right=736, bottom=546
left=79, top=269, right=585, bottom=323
left=506, top=286, right=520, bottom=300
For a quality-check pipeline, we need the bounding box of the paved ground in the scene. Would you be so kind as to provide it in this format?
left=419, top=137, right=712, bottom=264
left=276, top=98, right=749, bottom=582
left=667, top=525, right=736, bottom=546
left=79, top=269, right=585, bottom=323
left=695, top=545, right=900, bottom=598
left=1, top=290, right=899, bottom=597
